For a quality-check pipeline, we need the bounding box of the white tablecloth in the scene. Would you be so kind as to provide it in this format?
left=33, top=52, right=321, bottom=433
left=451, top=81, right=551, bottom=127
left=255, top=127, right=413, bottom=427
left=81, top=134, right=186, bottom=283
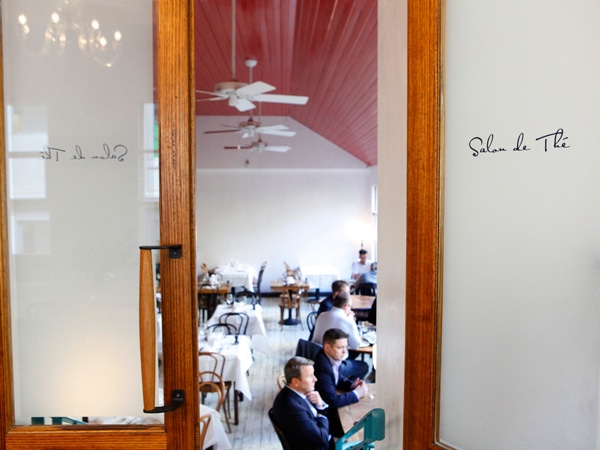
left=214, top=264, right=256, bottom=291
left=207, top=304, right=266, bottom=335
left=200, top=403, right=232, bottom=450
left=300, top=264, right=340, bottom=292
left=198, top=335, right=254, bottom=400
left=206, top=303, right=268, bottom=353
left=88, top=404, right=231, bottom=450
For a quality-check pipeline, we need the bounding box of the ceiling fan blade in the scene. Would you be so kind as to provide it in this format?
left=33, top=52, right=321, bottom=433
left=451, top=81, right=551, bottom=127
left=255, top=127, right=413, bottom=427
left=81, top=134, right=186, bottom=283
left=256, top=124, right=289, bottom=131
left=224, top=145, right=252, bottom=150
left=259, top=129, right=296, bottom=137
left=196, top=89, right=224, bottom=97
left=234, top=98, right=256, bottom=112
left=203, top=129, right=240, bottom=135
left=253, top=93, right=309, bottom=105
left=196, top=96, right=227, bottom=102
left=237, top=81, right=276, bottom=97
left=265, top=146, right=291, bottom=152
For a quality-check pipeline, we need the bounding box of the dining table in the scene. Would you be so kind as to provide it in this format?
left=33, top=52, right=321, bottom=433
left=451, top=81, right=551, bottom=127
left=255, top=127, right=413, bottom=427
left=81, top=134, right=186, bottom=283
left=213, top=264, right=256, bottom=292
left=198, top=283, right=231, bottom=323
left=206, top=303, right=268, bottom=352
left=350, top=294, right=375, bottom=321
left=300, top=264, right=340, bottom=294
left=338, top=384, right=377, bottom=443
left=198, top=334, right=254, bottom=401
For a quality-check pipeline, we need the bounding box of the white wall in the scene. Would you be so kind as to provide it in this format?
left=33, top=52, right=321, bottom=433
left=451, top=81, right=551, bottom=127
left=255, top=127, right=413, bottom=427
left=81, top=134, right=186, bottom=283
left=441, top=2, right=600, bottom=449
left=378, top=0, right=407, bottom=448
left=196, top=116, right=377, bottom=291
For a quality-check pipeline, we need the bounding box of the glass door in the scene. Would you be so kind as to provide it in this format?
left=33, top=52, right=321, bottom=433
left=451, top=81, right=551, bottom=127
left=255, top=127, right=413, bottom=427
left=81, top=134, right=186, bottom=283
left=0, top=0, right=198, bottom=448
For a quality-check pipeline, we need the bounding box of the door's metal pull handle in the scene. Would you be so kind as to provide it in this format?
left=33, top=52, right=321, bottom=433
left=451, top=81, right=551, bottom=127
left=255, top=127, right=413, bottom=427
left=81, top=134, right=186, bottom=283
left=139, top=245, right=184, bottom=414
left=143, top=389, right=185, bottom=414
left=139, top=244, right=182, bottom=259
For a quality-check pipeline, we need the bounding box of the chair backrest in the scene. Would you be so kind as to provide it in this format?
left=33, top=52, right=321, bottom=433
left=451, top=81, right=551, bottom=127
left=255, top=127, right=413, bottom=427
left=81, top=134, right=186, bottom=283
left=306, top=311, right=317, bottom=333
left=255, top=261, right=267, bottom=292
left=218, top=312, right=249, bottom=335
left=277, top=374, right=287, bottom=390
left=355, top=282, right=377, bottom=296
left=198, top=351, right=226, bottom=379
left=268, top=408, right=292, bottom=450
left=198, top=379, right=225, bottom=411
left=198, top=413, right=212, bottom=449
left=198, top=352, right=227, bottom=412
left=206, top=322, right=237, bottom=336
left=295, top=339, right=322, bottom=361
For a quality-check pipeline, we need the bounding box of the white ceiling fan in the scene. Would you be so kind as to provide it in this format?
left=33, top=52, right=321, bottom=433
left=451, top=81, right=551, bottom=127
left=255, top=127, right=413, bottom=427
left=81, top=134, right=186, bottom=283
left=204, top=99, right=297, bottom=138
left=195, top=0, right=308, bottom=112
left=224, top=135, right=290, bottom=153
left=204, top=115, right=296, bottom=139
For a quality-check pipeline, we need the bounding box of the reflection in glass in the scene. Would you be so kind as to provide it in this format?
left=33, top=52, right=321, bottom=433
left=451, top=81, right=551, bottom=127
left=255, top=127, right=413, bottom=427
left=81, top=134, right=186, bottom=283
left=4, top=0, right=157, bottom=424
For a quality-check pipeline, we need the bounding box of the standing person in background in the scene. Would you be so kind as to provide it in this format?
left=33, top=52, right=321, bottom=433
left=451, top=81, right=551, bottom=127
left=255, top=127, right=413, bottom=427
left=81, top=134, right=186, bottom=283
left=351, top=249, right=372, bottom=280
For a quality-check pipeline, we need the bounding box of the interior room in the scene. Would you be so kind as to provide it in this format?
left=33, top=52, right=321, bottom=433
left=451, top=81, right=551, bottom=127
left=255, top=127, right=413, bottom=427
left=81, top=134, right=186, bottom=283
left=0, top=0, right=406, bottom=448
left=194, top=0, right=379, bottom=288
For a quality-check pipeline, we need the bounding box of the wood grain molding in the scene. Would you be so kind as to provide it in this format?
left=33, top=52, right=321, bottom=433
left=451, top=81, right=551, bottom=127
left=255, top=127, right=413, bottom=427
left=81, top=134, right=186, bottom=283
left=404, top=0, right=446, bottom=448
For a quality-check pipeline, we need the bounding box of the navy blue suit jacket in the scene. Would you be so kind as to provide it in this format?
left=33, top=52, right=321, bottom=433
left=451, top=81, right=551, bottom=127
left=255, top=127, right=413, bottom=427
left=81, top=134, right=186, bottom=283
left=271, top=385, right=331, bottom=450
left=316, top=295, right=334, bottom=316
left=313, top=349, right=359, bottom=437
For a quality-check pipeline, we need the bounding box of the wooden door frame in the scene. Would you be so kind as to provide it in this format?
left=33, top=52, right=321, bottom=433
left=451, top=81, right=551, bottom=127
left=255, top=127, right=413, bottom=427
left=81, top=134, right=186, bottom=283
left=0, top=0, right=198, bottom=448
left=404, top=0, right=445, bottom=448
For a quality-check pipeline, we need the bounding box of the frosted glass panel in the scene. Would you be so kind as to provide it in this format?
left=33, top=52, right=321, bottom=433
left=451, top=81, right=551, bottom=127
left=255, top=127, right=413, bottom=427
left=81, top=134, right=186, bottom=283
left=439, top=1, right=600, bottom=449
left=3, top=0, right=158, bottom=421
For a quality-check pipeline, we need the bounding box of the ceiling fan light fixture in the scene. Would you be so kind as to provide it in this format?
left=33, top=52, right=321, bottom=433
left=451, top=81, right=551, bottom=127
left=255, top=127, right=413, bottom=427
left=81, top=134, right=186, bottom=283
left=214, top=80, right=248, bottom=96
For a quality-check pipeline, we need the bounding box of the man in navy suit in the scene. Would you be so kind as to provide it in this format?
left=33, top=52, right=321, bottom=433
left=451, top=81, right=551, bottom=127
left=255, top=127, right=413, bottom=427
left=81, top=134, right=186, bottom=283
left=271, top=356, right=333, bottom=450
left=314, top=328, right=369, bottom=438
left=316, top=280, right=351, bottom=317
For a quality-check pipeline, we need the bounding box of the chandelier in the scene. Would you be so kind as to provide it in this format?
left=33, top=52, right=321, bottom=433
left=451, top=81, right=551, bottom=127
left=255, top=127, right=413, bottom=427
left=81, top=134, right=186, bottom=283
left=16, top=0, right=123, bottom=68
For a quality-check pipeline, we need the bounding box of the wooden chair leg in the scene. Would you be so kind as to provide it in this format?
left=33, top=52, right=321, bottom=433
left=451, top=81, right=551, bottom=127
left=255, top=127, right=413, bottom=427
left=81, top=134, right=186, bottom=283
left=233, top=383, right=239, bottom=425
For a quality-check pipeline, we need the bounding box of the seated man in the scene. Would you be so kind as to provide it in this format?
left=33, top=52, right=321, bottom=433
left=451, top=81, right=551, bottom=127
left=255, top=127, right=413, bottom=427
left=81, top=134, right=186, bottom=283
left=311, top=293, right=369, bottom=380
left=314, top=328, right=369, bottom=438
left=351, top=249, right=372, bottom=280
left=271, top=356, right=333, bottom=450
left=316, top=280, right=350, bottom=316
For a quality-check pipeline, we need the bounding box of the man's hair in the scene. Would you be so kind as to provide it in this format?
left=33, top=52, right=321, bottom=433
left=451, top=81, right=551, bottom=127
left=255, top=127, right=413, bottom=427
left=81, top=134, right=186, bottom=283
left=284, top=356, right=314, bottom=384
left=323, top=328, right=349, bottom=346
left=331, top=279, right=349, bottom=294
left=333, top=291, right=351, bottom=309
left=359, top=249, right=368, bottom=255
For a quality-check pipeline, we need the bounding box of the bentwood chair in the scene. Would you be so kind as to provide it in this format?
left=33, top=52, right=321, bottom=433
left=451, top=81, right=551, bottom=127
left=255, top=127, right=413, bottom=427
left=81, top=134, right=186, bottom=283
left=306, top=311, right=317, bottom=335
left=198, top=413, right=212, bottom=449
left=198, top=352, right=232, bottom=432
left=277, top=374, right=287, bottom=390
left=206, top=322, right=237, bottom=336
left=355, top=282, right=377, bottom=296
left=253, top=261, right=267, bottom=305
left=218, top=312, right=249, bottom=344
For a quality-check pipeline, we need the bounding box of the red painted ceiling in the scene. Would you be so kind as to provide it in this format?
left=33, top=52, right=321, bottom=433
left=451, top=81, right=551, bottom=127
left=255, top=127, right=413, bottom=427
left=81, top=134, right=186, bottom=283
left=194, top=0, right=378, bottom=166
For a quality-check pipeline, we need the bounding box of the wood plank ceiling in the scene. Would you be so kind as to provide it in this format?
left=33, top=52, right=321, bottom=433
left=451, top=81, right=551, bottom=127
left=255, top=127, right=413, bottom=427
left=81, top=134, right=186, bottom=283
left=194, top=0, right=378, bottom=166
